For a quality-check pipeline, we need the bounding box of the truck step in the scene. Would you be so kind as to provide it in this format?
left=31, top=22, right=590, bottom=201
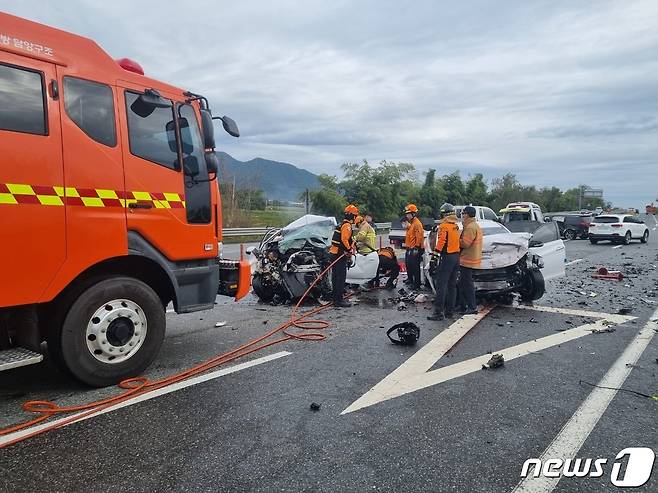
left=0, top=347, right=43, bottom=371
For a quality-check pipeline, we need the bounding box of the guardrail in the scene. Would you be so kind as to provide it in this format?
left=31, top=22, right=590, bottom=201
left=222, top=222, right=393, bottom=238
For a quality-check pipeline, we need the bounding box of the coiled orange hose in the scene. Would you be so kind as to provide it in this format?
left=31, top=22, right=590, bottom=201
left=0, top=253, right=349, bottom=448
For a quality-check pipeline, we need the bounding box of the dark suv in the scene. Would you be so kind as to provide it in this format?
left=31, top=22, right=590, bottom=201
left=546, top=214, right=592, bottom=240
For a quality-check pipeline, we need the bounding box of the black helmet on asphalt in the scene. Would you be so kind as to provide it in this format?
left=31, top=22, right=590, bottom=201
left=386, top=322, right=420, bottom=346
left=439, top=203, right=456, bottom=219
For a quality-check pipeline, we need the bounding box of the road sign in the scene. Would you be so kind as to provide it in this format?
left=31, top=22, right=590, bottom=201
left=583, top=189, right=603, bottom=198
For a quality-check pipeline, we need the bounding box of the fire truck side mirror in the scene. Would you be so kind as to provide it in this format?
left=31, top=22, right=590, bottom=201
left=213, top=115, right=240, bottom=138
left=200, top=109, right=215, bottom=149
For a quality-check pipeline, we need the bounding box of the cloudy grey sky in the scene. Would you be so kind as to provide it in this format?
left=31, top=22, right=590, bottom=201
left=5, top=0, right=658, bottom=207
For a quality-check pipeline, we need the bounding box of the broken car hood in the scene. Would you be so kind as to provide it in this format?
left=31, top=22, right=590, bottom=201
left=477, top=233, right=529, bottom=270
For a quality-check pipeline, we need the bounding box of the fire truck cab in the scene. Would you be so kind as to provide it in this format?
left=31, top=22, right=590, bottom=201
left=0, top=12, right=250, bottom=386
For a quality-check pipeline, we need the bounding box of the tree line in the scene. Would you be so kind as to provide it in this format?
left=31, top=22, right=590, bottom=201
left=306, top=160, right=608, bottom=221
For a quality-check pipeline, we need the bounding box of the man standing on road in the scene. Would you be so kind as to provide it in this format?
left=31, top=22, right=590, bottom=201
left=428, top=203, right=460, bottom=321
left=354, top=213, right=376, bottom=254
left=403, top=204, right=425, bottom=291
left=458, top=206, right=482, bottom=315
left=329, top=204, right=358, bottom=307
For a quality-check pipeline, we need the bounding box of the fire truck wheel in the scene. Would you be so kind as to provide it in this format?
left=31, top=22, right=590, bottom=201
left=58, top=277, right=165, bottom=387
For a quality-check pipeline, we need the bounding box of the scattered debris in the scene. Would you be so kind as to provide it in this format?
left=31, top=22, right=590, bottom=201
left=529, top=318, right=539, bottom=324
left=592, top=267, right=624, bottom=281
left=214, top=321, right=227, bottom=327
left=309, top=402, right=321, bottom=411
left=397, top=302, right=408, bottom=311
left=414, top=293, right=429, bottom=303
left=617, top=307, right=633, bottom=315
left=589, top=292, right=598, bottom=298
left=482, top=354, right=504, bottom=370
left=591, top=327, right=616, bottom=334
left=601, top=320, right=616, bottom=326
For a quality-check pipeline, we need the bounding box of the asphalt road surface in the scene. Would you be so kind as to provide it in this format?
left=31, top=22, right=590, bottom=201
left=1, top=216, right=657, bottom=492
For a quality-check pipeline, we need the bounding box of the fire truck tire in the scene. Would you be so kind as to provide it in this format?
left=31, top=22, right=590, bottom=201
left=57, top=277, right=165, bottom=387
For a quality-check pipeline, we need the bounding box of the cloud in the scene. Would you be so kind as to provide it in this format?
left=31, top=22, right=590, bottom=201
left=4, top=0, right=658, bottom=207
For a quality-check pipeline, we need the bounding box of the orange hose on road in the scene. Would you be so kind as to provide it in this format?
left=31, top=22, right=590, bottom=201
left=0, top=253, right=349, bottom=449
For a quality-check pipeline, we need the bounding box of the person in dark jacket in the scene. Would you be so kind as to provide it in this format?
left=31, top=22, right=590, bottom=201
left=329, top=204, right=358, bottom=307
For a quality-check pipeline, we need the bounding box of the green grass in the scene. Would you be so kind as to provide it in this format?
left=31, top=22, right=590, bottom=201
left=246, top=207, right=306, bottom=227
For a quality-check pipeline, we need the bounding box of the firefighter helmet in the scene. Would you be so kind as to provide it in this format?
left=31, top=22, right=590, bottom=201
left=404, top=204, right=418, bottom=214
left=344, top=204, right=359, bottom=215
left=439, top=203, right=456, bottom=218
left=386, top=322, right=420, bottom=346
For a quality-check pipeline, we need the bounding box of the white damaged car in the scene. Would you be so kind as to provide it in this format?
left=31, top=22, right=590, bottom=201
left=423, top=219, right=565, bottom=301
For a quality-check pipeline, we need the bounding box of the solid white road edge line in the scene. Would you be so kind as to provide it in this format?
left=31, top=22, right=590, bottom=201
left=0, top=351, right=291, bottom=447
left=612, top=245, right=623, bottom=249
left=511, top=308, right=658, bottom=493
left=566, top=259, right=583, bottom=266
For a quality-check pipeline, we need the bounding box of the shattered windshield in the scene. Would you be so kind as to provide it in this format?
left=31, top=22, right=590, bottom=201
left=278, top=214, right=337, bottom=252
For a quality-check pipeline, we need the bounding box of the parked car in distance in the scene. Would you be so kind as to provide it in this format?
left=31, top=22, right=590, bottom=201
left=545, top=213, right=593, bottom=240
left=454, top=205, right=500, bottom=222
left=500, top=202, right=545, bottom=225
left=588, top=214, right=649, bottom=245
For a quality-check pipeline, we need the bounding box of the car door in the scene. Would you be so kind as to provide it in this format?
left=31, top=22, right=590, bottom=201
left=528, top=221, right=565, bottom=280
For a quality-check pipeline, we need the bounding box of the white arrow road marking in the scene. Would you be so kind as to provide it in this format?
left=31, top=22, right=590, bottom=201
left=341, top=306, right=635, bottom=414
left=512, top=308, right=658, bottom=493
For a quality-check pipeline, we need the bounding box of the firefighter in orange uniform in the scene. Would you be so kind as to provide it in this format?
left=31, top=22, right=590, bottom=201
left=403, top=204, right=425, bottom=290
left=329, top=204, right=358, bottom=307
left=428, top=203, right=461, bottom=321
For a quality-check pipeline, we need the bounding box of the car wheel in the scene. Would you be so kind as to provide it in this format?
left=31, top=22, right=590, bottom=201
left=640, top=230, right=649, bottom=244
left=56, top=277, right=165, bottom=387
left=252, top=273, right=275, bottom=302
left=590, top=239, right=598, bottom=245
left=563, top=229, right=576, bottom=240
left=520, top=269, right=545, bottom=302
left=623, top=231, right=632, bottom=245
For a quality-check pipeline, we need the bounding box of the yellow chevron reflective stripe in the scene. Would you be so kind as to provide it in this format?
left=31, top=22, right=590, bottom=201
left=0, top=183, right=186, bottom=209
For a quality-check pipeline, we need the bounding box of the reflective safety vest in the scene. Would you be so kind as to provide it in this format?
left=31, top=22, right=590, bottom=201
left=329, top=220, right=354, bottom=254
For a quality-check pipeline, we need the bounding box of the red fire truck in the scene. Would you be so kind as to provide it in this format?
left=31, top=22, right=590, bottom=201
left=0, top=12, right=250, bottom=386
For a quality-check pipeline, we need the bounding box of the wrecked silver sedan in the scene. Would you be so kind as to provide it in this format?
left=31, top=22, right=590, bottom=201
left=423, top=219, right=566, bottom=300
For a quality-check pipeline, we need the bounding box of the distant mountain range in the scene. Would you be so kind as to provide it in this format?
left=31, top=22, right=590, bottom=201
left=215, top=152, right=320, bottom=202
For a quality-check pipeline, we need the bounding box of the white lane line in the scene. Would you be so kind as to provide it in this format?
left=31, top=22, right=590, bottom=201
left=513, top=305, right=634, bottom=324
left=612, top=245, right=623, bottom=249
left=565, top=259, right=583, bottom=266
left=0, top=351, right=291, bottom=447
left=512, top=308, right=658, bottom=493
